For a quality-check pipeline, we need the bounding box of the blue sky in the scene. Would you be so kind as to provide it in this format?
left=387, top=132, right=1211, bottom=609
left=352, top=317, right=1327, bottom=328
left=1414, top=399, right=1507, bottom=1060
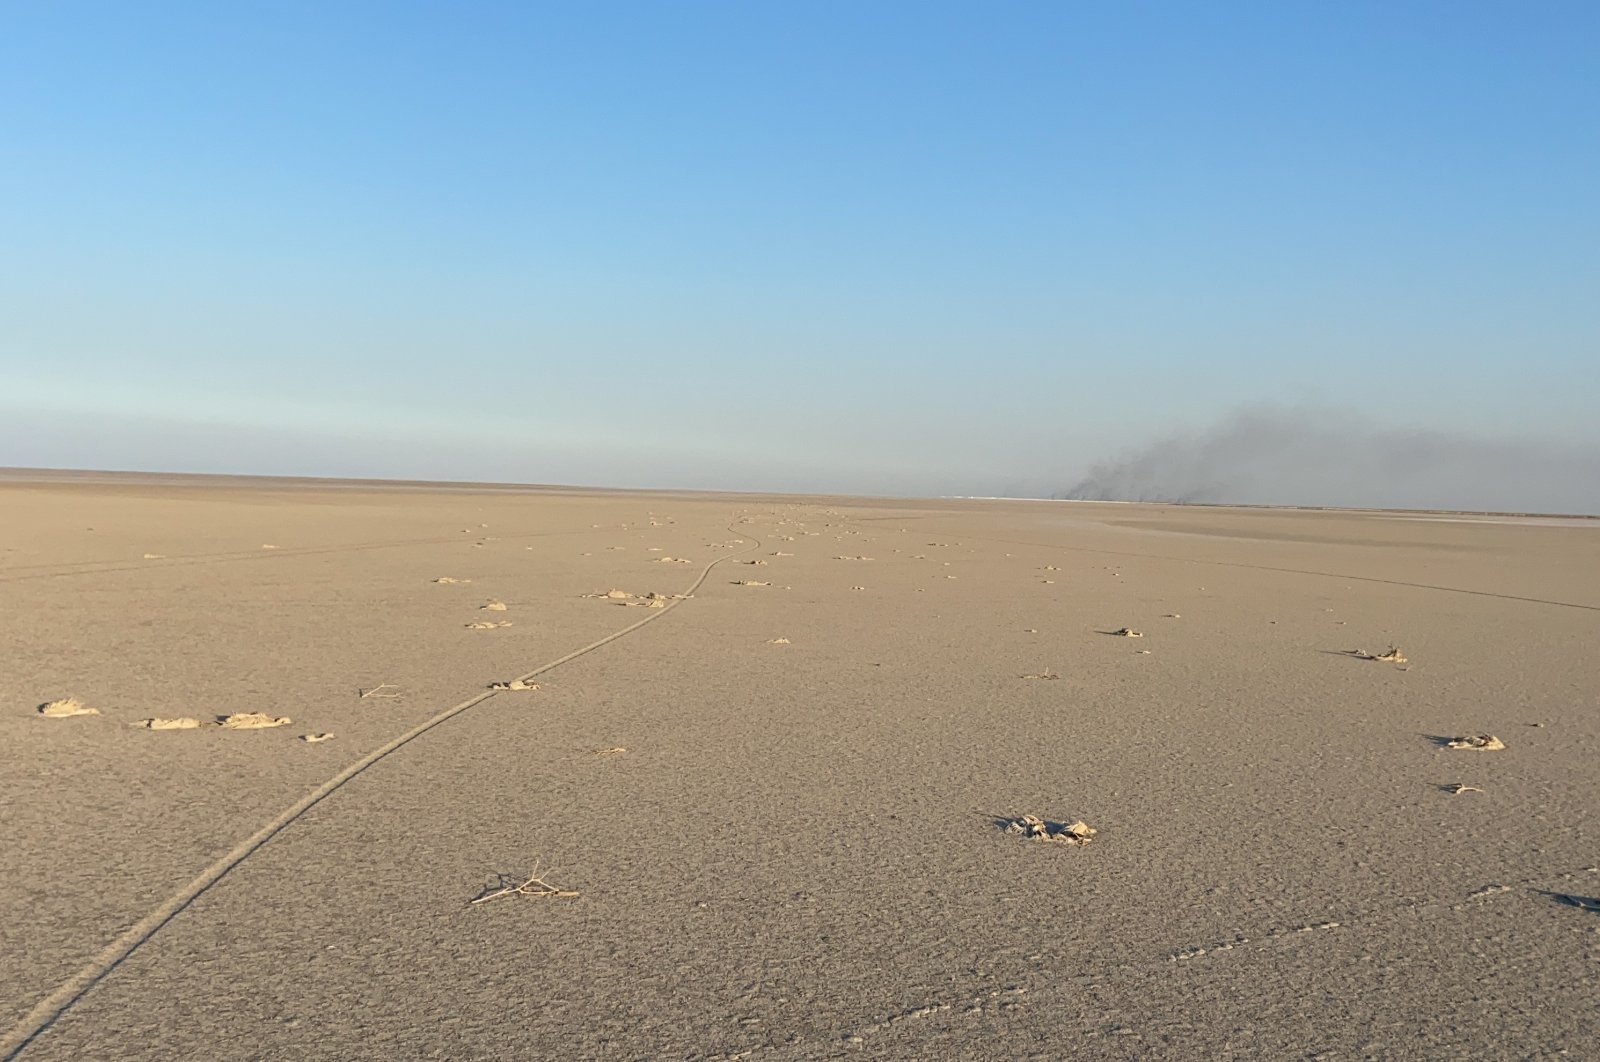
left=3, top=1, right=1597, bottom=499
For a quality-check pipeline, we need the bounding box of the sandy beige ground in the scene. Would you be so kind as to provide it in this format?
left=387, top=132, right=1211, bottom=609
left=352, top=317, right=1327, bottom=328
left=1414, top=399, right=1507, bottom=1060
left=3, top=471, right=1598, bottom=1059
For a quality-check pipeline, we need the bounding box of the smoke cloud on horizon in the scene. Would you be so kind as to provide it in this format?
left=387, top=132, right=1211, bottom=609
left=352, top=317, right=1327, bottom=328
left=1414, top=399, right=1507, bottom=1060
left=1062, top=407, right=1600, bottom=515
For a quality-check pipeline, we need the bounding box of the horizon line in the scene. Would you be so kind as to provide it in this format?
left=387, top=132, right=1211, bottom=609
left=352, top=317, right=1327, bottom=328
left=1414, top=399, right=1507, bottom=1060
left=4, top=466, right=1597, bottom=522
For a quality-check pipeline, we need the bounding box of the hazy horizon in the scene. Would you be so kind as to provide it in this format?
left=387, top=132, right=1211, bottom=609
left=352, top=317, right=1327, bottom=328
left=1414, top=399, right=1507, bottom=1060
left=8, top=402, right=1600, bottom=518
left=4, top=3, right=1597, bottom=510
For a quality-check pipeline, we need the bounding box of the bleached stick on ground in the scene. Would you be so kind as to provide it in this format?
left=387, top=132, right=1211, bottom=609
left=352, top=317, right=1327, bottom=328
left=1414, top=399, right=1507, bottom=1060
left=469, top=863, right=580, bottom=905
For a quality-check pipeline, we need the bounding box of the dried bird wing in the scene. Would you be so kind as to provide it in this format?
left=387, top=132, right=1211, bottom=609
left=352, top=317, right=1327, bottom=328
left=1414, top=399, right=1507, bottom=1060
left=1445, top=735, right=1505, bottom=750
left=1004, top=815, right=1097, bottom=845
left=138, top=717, right=203, bottom=730
left=625, top=591, right=671, bottom=607
left=219, top=712, right=291, bottom=730
left=1007, top=814, right=1047, bottom=836
left=38, top=698, right=99, bottom=718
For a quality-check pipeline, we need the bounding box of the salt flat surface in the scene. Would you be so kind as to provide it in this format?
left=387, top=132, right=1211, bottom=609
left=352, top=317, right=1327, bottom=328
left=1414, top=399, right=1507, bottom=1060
left=3, top=474, right=1598, bottom=1059
left=1377, top=513, right=1600, bottom=528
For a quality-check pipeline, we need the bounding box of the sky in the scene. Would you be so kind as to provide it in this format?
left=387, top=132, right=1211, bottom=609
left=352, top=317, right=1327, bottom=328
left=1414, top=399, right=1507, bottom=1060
left=3, top=1, right=1598, bottom=504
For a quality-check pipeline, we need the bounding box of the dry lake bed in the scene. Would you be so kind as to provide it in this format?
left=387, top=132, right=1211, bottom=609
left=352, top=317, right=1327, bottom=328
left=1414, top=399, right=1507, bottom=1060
left=3, top=471, right=1597, bottom=1059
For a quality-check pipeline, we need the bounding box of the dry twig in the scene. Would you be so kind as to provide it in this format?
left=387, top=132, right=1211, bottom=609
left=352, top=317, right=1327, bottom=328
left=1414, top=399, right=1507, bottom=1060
left=469, top=864, right=580, bottom=905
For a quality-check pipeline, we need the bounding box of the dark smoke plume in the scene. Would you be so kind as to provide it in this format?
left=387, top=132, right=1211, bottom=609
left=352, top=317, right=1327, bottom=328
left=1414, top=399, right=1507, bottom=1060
left=1061, top=407, right=1600, bottom=515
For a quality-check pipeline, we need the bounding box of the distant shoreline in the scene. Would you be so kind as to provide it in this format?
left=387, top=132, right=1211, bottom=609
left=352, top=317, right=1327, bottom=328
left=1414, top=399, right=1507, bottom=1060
left=4, top=466, right=1597, bottom=522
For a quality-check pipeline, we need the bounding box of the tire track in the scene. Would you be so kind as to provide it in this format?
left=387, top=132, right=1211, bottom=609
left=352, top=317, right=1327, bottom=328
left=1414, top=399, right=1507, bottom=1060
left=0, top=520, right=764, bottom=1059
